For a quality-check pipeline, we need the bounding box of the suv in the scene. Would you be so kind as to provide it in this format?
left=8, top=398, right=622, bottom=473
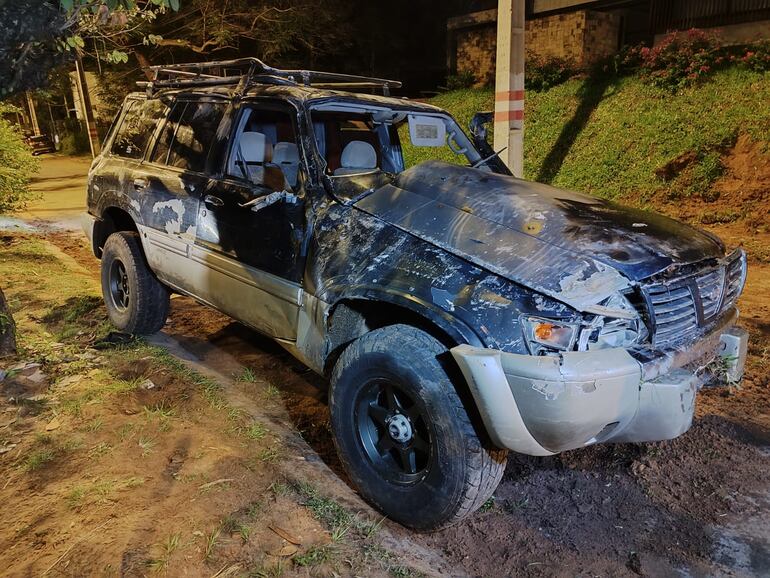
left=83, top=59, right=748, bottom=530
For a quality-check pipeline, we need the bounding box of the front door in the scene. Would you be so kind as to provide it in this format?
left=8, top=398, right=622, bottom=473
left=193, top=100, right=306, bottom=340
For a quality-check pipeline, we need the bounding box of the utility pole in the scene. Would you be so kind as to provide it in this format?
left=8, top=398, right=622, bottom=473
left=493, top=0, right=525, bottom=177
left=25, top=91, right=41, bottom=136
left=75, top=55, right=101, bottom=157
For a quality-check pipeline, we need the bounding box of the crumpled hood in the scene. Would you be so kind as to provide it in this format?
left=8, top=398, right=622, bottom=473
left=353, top=161, right=725, bottom=311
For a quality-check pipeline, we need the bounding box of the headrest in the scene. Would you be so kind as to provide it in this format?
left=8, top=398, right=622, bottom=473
left=340, top=140, right=377, bottom=169
left=240, top=132, right=272, bottom=163
left=273, top=142, right=299, bottom=164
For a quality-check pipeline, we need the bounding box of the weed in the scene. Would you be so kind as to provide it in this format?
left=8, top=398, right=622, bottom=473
left=331, top=521, right=351, bottom=543
left=203, top=527, right=221, bottom=561
left=361, top=516, right=386, bottom=539
left=293, top=545, right=335, bottom=567
left=138, top=436, right=156, bottom=457
left=85, top=417, right=103, bottom=433
left=296, top=482, right=353, bottom=531
left=238, top=367, right=258, bottom=383
left=144, top=403, right=174, bottom=431
left=66, top=485, right=88, bottom=509
left=245, top=422, right=268, bottom=441
left=88, top=442, right=113, bottom=458
left=503, top=496, right=530, bottom=513
left=239, top=524, right=251, bottom=543
left=246, top=501, right=263, bottom=520
left=257, top=447, right=281, bottom=463
left=148, top=532, right=181, bottom=573
left=124, top=476, right=145, bottom=488
left=480, top=497, right=496, bottom=512
left=269, top=482, right=290, bottom=497
left=221, top=515, right=239, bottom=534
left=262, top=384, right=281, bottom=400
left=117, top=422, right=136, bottom=442
left=24, top=434, right=58, bottom=470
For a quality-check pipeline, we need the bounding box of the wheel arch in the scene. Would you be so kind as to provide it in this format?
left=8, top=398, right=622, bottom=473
left=322, top=290, right=484, bottom=376
left=92, top=206, right=138, bottom=258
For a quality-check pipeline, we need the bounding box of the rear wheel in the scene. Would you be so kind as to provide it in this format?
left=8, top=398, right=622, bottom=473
left=329, top=324, right=507, bottom=530
left=101, top=231, right=169, bottom=335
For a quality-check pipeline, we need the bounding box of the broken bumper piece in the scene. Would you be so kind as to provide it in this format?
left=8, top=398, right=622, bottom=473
left=450, top=323, right=748, bottom=456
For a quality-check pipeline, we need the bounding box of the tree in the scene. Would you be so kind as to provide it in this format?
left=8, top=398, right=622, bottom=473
left=0, top=0, right=179, bottom=98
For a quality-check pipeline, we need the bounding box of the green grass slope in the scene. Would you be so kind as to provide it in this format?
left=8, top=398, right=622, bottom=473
left=428, top=67, right=769, bottom=204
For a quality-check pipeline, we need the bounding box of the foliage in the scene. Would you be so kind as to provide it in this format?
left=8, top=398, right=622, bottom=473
left=624, top=29, right=724, bottom=91
left=445, top=70, right=477, bottom=90
left=525, top=53, right=577, bottom=92
left=0, top=0, right=179, bottom=97
left=0, top=103, right=39, bottom=213
left=730, top=39, right=770, bottom=72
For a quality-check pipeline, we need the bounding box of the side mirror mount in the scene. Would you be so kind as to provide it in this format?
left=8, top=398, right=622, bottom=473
left=469, top=112, right=511, bottom=176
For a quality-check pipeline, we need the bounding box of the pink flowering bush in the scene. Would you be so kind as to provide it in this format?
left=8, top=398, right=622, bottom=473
left=730, top=40, right=770, bottom=72
left=632, top=29, right=724, bottom=91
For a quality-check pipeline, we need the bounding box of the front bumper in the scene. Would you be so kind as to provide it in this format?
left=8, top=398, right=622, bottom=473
left=451, top=316, right=748, bottom=456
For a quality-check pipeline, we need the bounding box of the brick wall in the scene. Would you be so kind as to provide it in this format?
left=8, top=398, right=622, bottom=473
left=450, top=10, right=621, bottom=86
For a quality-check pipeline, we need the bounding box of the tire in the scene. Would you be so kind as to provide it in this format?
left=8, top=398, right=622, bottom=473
left=329, top=324, right=508, bottom=530
left=100, top=231, right=170, bottom=335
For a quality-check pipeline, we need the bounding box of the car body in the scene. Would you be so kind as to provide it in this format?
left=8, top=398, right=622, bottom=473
left=83, top=60, right=748, bottom=528
left=25, top=134, right=55, bottom=155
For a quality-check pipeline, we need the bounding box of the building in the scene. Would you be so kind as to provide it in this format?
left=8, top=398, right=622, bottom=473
left=447, top=0, right=770, bottom=85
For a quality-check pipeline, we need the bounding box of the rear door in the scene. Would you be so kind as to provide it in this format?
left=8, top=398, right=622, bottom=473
left=92, top=97, right=168, bottom=227
left=134, top=98, right=227, bottom=294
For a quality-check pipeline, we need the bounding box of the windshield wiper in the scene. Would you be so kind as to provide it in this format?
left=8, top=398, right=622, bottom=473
left=472, top=146, right=507, bottom=169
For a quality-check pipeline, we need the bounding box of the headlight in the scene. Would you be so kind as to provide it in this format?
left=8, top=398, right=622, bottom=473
left=521, top=316, right=579, bottom=354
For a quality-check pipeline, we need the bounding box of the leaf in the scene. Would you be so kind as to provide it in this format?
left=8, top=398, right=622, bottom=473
left=60, top=0, right=74, bottom=12
left=168, top=0, right=180, bottom=11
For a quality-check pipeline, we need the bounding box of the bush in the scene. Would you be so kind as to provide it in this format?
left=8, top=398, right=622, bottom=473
left=631, top=29, right=724, bottom=91
left=445, top=70, right=477, bottom=90
left=0, top=103, right=39, bottom=213
left=730, top=40, right=770, bottom=72
left=525, top=53, right=578, bottom=92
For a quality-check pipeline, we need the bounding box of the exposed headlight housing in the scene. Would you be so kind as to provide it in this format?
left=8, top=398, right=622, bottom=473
left=522, top=292, right=648, bottom=355
left=521, top=315, right=579, bottom=355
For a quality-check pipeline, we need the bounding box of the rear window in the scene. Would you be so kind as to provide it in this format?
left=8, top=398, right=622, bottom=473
left=150, top=101, right=225, bottom=173
left=111, top=99, right=168, bottom=159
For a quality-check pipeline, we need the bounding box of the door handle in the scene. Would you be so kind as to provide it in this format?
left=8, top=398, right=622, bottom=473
left=133, top=178, right=148, bottom=190
left=204, top=194, right=224, bottom=207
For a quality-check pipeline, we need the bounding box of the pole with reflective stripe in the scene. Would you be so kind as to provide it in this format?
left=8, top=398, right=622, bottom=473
left=493, top=0, right=525, bottom=177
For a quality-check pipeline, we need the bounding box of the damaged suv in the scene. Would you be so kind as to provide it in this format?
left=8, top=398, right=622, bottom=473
left=83, top=59, right=748, bottom=530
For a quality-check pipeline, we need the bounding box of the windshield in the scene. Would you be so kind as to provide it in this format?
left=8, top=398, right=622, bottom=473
left=309, top=102, right=487, bottom=197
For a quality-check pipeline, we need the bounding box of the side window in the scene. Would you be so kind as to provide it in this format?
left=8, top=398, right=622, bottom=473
left=227, top=106, right=300, bottom=189
left=164, top=101, right=225, bottom=173
left=111, top=99, right=167, bottom=159
left=150, top=102, right=184, bottom=166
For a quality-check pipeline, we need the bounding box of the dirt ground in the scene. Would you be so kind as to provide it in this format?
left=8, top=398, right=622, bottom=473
left=1, top=144, right=769, bottom=577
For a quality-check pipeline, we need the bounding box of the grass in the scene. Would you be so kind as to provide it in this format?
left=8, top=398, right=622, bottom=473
left=203, top=527, right=221, bottom=561
left=137, top=436, right=156, bottom=457
left=429, top=67, right=770, bottom=204
left=245, top=422, right=268, bottom=441
left=148, top=532, right=181, bottom=573
left=293, top=545, right=335, bottom=567
left=237, top=367, right=258, bottom=383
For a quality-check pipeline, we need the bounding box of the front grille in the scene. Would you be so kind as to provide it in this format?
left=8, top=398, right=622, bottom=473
left=643, top=250, right=746, bottom=348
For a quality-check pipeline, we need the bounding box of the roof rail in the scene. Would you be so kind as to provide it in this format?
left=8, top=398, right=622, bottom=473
left=137, top=58, right=402, bottom=97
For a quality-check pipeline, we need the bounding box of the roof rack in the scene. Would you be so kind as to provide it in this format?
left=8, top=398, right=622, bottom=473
left=137, top=57, right=402, bottom=97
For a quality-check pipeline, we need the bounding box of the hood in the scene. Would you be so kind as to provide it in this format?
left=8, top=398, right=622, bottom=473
left=353, top=161, right=725, bottom=312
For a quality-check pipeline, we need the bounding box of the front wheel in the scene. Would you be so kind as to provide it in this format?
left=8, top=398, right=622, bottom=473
left=100, top=231, right=170, bottom=335
left=329, top=324, right=507, bottom=530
